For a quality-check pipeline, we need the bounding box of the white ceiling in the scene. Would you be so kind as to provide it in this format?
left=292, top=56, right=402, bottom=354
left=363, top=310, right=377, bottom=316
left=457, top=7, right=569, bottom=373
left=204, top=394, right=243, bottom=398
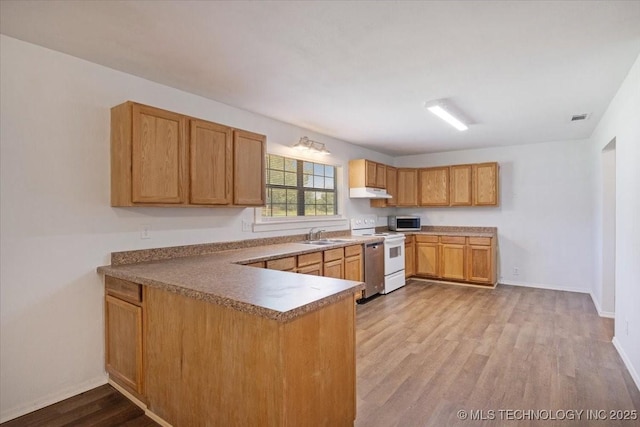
left=1, top=1, right=639, bottom=155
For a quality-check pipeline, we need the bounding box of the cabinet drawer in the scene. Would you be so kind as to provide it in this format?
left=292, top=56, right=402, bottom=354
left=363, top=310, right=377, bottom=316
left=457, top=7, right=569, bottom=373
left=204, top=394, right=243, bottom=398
left=297, top=263, right=322, bottom=276
left=324, top=248, right=345, bottom=262
left=245, top=261, right=266, bottom=268
left=468, top=237, right=492, bottom=246
left=440, top=236, right=466, bottom=244
left=106, top=276, right=142, bottom=304
left=266, top=257, right=296, bottom=271
left=298, top=252, right=323, bottom=267
left=344, top=245, right=362, bottom=258
left=415, top=235, right=438, bottom=243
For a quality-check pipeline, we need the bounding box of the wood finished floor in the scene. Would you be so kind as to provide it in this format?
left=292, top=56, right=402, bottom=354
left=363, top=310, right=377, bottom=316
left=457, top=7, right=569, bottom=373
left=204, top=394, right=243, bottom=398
left=1, top=384, right=159, bottom=427
left=3, top=281, right=639, bottom=426
left=355, top=281, right=640, bottom=427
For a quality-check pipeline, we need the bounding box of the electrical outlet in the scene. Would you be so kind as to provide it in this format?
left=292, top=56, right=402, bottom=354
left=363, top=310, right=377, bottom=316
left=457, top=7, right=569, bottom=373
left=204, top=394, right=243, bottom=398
left=141, top=225, right=151, bottom=240
left=241, top=220, right=252, bottom=232
left=513, top=267, right=519, bottom=276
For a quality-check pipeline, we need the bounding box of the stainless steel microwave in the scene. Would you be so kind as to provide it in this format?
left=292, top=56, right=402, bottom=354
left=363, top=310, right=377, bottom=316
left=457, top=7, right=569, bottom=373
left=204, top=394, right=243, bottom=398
left=388, top=216, right=421, bottom=231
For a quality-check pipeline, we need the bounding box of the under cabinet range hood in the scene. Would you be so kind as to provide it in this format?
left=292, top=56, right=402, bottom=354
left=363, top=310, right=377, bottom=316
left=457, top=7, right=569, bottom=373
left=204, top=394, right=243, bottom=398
left=349, top=187, right=392, bottom=199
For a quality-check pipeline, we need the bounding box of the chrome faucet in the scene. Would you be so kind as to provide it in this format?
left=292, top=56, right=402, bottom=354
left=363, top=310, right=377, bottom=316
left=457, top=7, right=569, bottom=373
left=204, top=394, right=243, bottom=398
left=308, top=227, right=319, bottom=241
left=307, top=227, right=327, bottom=241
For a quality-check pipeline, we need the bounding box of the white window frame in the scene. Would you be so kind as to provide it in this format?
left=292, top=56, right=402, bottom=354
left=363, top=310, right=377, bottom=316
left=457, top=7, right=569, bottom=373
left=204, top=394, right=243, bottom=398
left=253, top=153, right=348, bottom=233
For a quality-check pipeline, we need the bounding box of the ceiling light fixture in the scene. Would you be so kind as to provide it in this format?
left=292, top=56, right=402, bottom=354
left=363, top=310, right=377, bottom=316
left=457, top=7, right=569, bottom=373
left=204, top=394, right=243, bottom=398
left=425, top=101, right=468, bottom=131
left=292, top=136, right=331, bottom=155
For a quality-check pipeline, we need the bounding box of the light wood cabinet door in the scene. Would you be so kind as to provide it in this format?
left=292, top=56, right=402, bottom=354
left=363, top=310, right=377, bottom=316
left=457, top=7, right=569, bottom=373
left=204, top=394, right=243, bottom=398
left=450, top=165, right=472, bottom=206
left=266, top=257, right=296, bottom=272
left=385, top=166, right=397, bottom=206
left=419, top=167, right=450, bottom=206
left=396, top=168, right=418, bottom=207
left=440, top=243, right=466, bottom=280
left=105, top=295, right=143, bottom=395
left=297, top=263, right=323, bottom=276
left=344, top=246, right=363, bottom=283
left=473, top=162, right=498, bottom=206
left=370, top=166, right=396, bottom=208
left=131, top=104, right=187, bottom=204
left=233, top=130, right=266, bottom=206
left=416, top=242, right=439, bottom=277
left=245, top=261, right=266, bottom=268
left=468, top=245, right=493, bottom=283
left=405, top=238, right=415, bottom=278
left=375, top=163, right=386, bottom=188
left=324, top=259, right=345, bottom=279
left=349, top=159, right=387, bottom=191
left=189, top=120, right=233, bottom=205
left=344, top=256, right=362, bottom=281
left=365, top=160, right=378, bottom=187
left=344, top=245, right=363, bottom=282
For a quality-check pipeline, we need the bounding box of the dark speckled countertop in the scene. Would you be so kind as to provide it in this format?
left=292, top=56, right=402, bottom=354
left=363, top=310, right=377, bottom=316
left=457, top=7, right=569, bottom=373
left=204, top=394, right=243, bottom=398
left=97, top=236, right=382, bottom=322
left=97, top=226, right=496, bottom=322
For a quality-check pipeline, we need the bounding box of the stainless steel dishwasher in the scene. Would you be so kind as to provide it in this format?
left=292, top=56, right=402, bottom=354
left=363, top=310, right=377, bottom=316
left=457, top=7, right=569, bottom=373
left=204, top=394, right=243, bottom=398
left=363, top=241, right=384, bottom=298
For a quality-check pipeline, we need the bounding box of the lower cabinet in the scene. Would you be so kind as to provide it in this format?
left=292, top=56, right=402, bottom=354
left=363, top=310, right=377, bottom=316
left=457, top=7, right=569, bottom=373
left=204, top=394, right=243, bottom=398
left=266, top=257, right=296, bottom=272
left=411, top=234, right=496, bottom=285
left=439, top=236, right=466, bottom=281
left=106, top=276, right=357, bottom=426
left=344, top=245, right=363, bottom=282
left=323, top=248, right=345, bottom=279
left=262, top=244, right=364, bottom=301
left=296, top=252, right=323, bottom=276
left=104, top=277, right=144, bottom=398
left=467, top=237, right=494, bottom=284
left=404, top=236, right=415, bottom=278
left=261, top=244, right=364, bottom=283
left=415, top=235, right=439, bottom=277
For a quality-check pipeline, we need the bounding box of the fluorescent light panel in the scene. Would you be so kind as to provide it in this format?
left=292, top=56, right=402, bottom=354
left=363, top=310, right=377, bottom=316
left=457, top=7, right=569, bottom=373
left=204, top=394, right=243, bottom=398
left=427, top=105, right=468, bottom=131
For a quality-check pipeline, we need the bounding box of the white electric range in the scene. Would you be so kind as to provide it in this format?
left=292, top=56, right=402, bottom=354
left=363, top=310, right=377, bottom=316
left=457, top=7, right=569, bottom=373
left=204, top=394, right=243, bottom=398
left=350, top=215, right=406, bottom=295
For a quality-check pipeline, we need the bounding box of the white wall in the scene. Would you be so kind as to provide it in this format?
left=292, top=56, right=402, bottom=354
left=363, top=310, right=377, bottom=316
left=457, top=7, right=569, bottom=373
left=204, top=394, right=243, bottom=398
left=393, top=139, right=595, bottom=293
left=0, top=35, right=392, bottom=422
left=600, top=142, right=616, bottom=315
left=589, top=53, right=640, bottom=390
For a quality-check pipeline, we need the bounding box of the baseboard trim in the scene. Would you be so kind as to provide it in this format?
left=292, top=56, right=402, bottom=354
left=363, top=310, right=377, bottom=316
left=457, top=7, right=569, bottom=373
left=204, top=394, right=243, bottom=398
left=410, top=277, right=496, bottom=289
left=612, top=337, right=640, bottom=393
left=589, top=292, right=615, bottom=318
left=499, top=279, right=589, bottom=294
left=0, top=375, right=108, bottom=423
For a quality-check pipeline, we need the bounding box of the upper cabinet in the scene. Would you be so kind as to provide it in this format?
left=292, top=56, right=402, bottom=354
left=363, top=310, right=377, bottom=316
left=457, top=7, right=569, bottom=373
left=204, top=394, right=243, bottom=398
left=449, top=162, right=499, bottom=207
left=190, top=119, right=232, bottom=205
left=419, top=167, right=450, bottom=206
left=349, top=159, right=386, bottom=189
left=119, top=103, right=187, bottom=205
left=384, top=166, right=397, bottom=207
left=233, top=129, right=266, bottom=206
left=362, top=159, right=499, bottom=208
left=449, top=164, right=473, bottom=206
left=370, top=166, right=397, bottom=208
left=111, top=101, right=266, bottom=207
left=473, top=162, right=499, bottom=206
left=396, top=168, right=419, bottom=207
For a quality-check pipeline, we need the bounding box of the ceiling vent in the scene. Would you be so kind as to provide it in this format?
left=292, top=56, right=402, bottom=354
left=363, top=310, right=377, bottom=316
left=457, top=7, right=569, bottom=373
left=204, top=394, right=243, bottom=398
left=570, top=113, right=590, bottom=122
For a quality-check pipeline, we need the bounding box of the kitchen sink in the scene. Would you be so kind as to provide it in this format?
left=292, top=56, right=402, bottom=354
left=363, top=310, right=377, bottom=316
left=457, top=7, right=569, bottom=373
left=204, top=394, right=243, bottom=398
left=302, top=239, right=351, bottom=245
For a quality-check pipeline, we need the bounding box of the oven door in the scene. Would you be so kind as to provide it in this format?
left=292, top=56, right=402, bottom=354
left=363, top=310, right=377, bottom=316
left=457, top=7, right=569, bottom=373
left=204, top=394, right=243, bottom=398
left=384, top=236, right=406, bottom=276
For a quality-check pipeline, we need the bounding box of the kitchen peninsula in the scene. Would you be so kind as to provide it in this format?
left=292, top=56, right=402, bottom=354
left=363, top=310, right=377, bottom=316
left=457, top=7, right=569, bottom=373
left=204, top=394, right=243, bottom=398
left=97, top=236, right=378, bottom=426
